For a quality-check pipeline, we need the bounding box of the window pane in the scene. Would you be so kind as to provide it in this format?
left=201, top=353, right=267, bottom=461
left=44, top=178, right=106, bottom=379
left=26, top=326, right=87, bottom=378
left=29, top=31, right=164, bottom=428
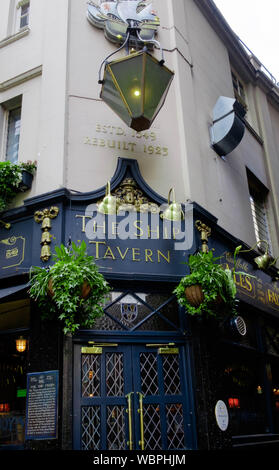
left=0, top=334, right=27, bottom=449
left=247, top=171, right=272, bottom=255
left=6, top=107, right=21, bottom=164
left=20, top=4, right=30, bottom=28
left=218, top=348, right=268, bottom=435
left=270, top=362, right=279, bottom=433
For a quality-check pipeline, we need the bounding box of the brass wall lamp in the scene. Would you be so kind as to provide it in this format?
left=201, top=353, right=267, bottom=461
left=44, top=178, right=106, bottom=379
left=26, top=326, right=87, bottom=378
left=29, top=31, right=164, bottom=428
left=238, top=240, right=278, bottom=271
left=97, top=181, right=117, bottom=215
left=160, top=188, right=184, bottom=221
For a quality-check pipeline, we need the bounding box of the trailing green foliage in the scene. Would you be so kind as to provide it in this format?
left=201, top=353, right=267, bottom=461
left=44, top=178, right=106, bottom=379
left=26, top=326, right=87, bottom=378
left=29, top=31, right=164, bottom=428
left=29, top=241, right=110, bottom=334
left=174, top=248, right=247, bottom=318
left=0, top=160, right=36, bottom=212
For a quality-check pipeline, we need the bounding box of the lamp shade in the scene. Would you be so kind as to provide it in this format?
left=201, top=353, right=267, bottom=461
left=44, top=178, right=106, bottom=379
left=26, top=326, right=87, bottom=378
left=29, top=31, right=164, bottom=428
left=15, top=336, right=27, bottom=353
left=100, top=51, right=174, bottom=131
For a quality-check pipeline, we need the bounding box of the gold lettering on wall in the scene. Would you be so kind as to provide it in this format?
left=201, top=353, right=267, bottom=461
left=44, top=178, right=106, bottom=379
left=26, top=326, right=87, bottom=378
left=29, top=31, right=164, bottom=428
left=88, top=241, right=171, bottom=265
left=83, top=124, right=169, bottom=157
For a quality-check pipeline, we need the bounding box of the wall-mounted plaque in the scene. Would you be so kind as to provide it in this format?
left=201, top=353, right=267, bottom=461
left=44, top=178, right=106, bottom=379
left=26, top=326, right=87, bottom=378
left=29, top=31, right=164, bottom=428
left=25, top=370, right=59, bottom=440
left=215, top=400, right=229, bottom=431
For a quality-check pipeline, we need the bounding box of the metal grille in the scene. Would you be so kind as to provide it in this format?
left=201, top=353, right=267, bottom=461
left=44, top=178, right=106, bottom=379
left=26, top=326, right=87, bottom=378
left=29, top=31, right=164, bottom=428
left=140, top=353, right=159, bottom=395
left=81, top=354, right=101, bottom=397
left=81, top=406, right=101, bottom=450
left=162, top=354, right=181, bottom=395
left=143, top=404, right=162, bottom=450
left=166, top=404, right=185, bottom=449
left=107, top=406, right=126, bottom=450
left=106, top=353, right=124, bottom=396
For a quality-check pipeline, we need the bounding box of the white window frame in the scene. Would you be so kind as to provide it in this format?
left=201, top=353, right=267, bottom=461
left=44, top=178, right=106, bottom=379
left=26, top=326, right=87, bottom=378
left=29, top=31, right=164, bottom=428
left=0, top=96, right=22, bottom=164
left=15, top=0, right=30, bottom=32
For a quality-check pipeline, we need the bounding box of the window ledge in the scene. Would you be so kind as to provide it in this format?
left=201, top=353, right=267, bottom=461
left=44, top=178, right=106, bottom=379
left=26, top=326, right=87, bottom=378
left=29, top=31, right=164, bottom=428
left=0, top=26, right=30, bottom=49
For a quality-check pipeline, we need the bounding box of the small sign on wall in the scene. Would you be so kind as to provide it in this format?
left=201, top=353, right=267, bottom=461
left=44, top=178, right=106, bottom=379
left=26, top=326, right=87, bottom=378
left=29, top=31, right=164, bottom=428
left=25, top=370, right=59, bottom=440
left=215, top=400, right=229, bottom=431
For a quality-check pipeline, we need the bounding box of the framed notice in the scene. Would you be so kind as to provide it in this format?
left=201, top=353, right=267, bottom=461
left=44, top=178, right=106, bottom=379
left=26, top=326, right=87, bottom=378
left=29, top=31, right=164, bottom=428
left=25, top=370, right=59, bottom=440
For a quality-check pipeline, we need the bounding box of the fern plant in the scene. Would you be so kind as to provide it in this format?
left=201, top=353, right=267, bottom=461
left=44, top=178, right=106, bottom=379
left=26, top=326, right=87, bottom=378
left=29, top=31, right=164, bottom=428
left=174, top=247, right=247, bottom=318
left=29, top=241, right=110, bottom=334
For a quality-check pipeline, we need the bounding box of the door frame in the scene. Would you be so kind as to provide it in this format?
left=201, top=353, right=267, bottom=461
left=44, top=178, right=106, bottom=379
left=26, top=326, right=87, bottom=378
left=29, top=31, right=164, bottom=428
left=72, top=331, right=197, bottom=450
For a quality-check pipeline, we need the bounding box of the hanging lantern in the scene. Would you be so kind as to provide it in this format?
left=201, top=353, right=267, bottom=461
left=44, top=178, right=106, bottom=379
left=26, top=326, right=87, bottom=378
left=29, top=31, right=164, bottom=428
left=100, top=50, right=174, bottom=132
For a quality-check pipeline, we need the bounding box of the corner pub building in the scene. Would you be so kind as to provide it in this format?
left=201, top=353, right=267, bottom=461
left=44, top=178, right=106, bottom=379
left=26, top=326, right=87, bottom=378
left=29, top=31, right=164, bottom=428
left=0, top=0, right=279, bottom=453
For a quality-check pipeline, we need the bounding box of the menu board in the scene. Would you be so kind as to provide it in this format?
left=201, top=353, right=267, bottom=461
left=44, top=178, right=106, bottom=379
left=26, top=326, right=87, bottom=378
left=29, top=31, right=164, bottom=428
left=25, top=370, right=59, bottom=440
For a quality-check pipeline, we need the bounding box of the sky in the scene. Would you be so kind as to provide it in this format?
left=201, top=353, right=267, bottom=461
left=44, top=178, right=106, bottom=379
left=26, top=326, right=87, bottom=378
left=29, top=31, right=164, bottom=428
left=213, top=0, right=279, bottom=83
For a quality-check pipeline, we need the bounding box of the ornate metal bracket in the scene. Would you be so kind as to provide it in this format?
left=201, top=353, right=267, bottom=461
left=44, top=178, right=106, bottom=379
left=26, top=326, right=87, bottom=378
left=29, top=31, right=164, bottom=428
left=34, top=206, right=59, bottom=262
left=195, top=220, right=211, bottom=253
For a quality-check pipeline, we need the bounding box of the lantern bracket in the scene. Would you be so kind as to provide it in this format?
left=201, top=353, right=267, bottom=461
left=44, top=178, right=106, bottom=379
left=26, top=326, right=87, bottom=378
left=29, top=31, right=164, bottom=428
left=98, top=31, right=132, bottom=83
left=98, top=22, right=165, bottom=84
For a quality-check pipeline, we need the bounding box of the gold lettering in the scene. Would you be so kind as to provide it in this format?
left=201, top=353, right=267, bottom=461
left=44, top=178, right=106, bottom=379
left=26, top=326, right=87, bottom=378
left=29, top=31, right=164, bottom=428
left=111, top=222, right=119, bottom=235
left=157, top=250, right=170, bottom=263
left=89, top=241, right=106, bottom=259
left=116, top=247, right=129, bottom=260
left=116, top=127, right=125, bottom=135
left=147, top=225, right=159, bottom=239
left=107, top=140, right=116, bottom=149
left=93, top=220, right=106, bottom=234
left=133, top=220, right=144, bottom=238
left=268, top=289, right=279, bottom=306
left=145, top=249, right=153, bottom=262
left=172, top=228, right=180, bottom=240
left=104, top=246, right=116, bottom=260
left=244, top=276, right=253, bottom=292
left=75, top=215, right=92, bottom=233
left=132, top=247, right=141, bottom=261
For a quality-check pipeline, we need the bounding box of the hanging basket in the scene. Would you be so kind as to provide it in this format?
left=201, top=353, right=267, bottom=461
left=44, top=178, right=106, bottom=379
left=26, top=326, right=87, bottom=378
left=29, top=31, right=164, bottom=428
left=184, top=285, right=204, bottom=307
left=80, top=281, right=91, bottom=299
left=47, top=279, right=91, bottom=299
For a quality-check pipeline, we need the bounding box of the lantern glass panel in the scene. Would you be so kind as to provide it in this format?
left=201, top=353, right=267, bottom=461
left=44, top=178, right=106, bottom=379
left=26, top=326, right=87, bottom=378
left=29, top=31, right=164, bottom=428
left=101, top=67, right=132, bottom=126
left=143, top=55, right=174, bottom=120
left=109, top=54, right=144, bottom=117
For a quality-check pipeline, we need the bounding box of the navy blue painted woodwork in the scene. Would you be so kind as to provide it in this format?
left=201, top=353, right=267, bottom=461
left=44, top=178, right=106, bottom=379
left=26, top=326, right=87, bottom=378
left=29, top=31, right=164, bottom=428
left=73, top=342, right=195, bottom=451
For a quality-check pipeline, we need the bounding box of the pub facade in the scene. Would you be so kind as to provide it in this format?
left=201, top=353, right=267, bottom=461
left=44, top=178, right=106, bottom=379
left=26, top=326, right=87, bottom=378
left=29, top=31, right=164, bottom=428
left=0, top=0, right=279, bottom=451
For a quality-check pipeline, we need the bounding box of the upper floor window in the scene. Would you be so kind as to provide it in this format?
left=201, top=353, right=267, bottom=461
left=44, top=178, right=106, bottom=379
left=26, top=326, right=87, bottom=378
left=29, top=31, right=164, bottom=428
left=16, top=1, right=30, bottom=30
left=247, top=169, right=272, bottom=254
left=6, top=107, right=21, bottom=163
left=0, top=96, right=22, bottom=164
left=231, top=70, right=247, bottom=110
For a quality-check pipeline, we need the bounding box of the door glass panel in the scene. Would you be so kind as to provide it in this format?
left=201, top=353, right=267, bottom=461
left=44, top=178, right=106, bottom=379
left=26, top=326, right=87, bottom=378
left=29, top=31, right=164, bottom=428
left=76, top=343, right=190, bottom=451
left=166, top=403, right=185, bottom=449
left=143, top=404, right=162, bottom=450
left=81, top=406, right=101, bottom=450
left=162, top=354, right=181, bottom=395
left=81, top=354, right=100, bottom=397
left=107, top=405, right=126, bottom=450
left=106, top=353, right=124, bottom=396
left=140, top=352, right=159, bottom=395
